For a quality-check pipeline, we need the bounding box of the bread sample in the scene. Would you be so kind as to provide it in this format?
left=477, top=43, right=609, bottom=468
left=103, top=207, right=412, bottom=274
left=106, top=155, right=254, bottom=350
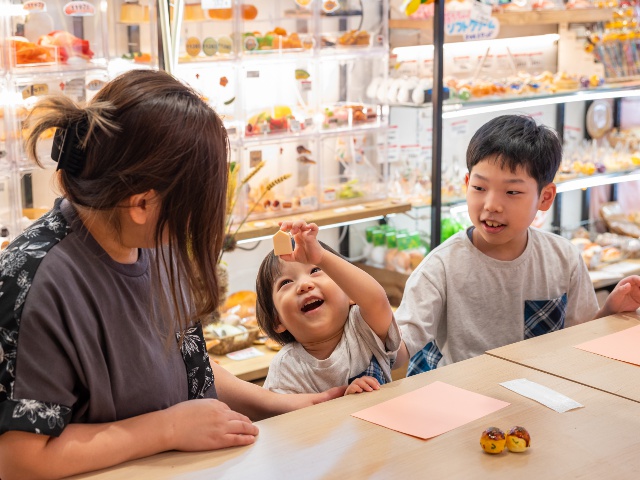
left=480, top=427, right=506, bottom=454
left=273, top=230, right=293, bottom=256
left=506, top=426, right=531, bottom=452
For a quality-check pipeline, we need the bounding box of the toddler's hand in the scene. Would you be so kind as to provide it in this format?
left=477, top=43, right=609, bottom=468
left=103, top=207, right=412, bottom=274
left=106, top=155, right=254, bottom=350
left=345, top=376, right=380, bottom=396
left=278, top=220, right=324, bottom=265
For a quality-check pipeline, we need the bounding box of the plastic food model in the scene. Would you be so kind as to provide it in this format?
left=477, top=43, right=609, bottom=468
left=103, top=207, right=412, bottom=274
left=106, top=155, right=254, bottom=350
left=480, top=427, right=506, bottom=454
left=505, top=426, right=531, bottom=453
left=318, top=133, right=386, bottom=207
left=167, top=0, right=388, bottom=226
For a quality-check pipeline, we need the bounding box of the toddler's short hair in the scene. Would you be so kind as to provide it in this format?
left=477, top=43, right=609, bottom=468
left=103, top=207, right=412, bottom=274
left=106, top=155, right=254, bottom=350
left=466, top=115, right=562, bottom=192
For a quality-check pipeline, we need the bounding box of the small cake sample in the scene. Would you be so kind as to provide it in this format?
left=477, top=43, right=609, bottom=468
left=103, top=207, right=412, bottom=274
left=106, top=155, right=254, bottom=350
left=273, top=230, right=293, bottom=256
left=480, top=427, right=506, bottom=454
left=506, top=426, right=531, bottom=452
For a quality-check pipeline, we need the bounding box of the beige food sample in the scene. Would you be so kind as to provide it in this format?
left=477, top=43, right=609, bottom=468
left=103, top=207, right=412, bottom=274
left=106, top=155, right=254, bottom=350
left=273, top=230, right=293, bottom=256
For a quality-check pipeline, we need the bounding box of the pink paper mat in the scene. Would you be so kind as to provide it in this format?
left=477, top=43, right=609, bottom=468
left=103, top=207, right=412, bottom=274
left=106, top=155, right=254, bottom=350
left=352, top=381, right=510, bottom=440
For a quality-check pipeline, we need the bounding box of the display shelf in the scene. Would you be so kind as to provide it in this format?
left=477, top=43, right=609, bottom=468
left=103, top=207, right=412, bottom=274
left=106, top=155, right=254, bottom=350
left=408, top=169, right=640, bottom=208
left=555, top=168, right=640, bottom=193
left=389, top=8, right=616, bottom=31
left=441, top=83, right=640, bottom=119
left=233, top=199, right=411, bottom=242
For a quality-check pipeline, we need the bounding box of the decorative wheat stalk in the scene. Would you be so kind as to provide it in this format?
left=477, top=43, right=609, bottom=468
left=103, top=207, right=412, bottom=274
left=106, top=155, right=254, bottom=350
left=218, top=171, right=291, bottom=263
left=224, top=161, right=265, bottom=233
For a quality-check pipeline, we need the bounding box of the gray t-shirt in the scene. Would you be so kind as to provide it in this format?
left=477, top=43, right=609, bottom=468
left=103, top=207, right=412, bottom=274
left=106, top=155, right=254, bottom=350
left=0, top=199, right=215, bottom=437
left=396, top=227, right=598, bottom=373
left=263, top=305, right=401, bottom=394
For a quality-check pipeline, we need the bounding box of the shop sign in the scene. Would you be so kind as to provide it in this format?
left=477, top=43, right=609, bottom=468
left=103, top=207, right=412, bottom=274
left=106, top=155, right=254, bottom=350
left=63, top=1, right=95, bottom=17
left=445, top=9, right=499, bottom=42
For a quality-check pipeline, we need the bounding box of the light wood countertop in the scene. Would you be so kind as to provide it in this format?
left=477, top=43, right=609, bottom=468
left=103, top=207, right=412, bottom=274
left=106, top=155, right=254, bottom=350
left=71, top=354, right=640, bottom=479
left=487, top=312, right=640, bottom=403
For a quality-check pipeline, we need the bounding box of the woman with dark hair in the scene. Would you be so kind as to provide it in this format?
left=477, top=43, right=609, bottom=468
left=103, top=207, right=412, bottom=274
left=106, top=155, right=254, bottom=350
left=0, top=69, right=343, bottom=479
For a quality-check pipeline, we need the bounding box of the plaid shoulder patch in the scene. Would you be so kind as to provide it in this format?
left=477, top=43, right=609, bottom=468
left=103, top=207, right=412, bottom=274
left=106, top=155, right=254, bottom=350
left=407, top=341, right=443, bottom=376
left=349, top=356, right=386, bottom=385
left=524, top=293, right=568, bottom=339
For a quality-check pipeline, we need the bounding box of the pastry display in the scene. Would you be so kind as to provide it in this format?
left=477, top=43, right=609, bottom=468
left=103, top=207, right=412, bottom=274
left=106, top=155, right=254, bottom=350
left=480, top=427, right=506, bottom=454
left=505, top=426, right=531, bottom=453
left=243, top=28, right=305, bottom=51
left=322, top=104, right=378, bottom=129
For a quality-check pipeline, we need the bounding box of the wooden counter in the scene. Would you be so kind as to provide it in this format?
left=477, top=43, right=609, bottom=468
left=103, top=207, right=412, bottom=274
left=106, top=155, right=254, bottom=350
left=209, top=345, right=278, bottom=382
left=71, top=355, right=640, bottom=479
left=487, top=312, right=640, bottom=403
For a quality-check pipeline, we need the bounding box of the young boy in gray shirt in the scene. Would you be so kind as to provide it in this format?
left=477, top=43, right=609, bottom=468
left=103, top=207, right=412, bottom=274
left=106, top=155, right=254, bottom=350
left=395, top=115, right=640, bottom=375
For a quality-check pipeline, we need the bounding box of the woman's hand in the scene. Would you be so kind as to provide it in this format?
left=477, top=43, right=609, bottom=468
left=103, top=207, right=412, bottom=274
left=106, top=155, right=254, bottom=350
left=345, top=376, right=380, bottom=395
left=165, top=399, right=259, bottom=451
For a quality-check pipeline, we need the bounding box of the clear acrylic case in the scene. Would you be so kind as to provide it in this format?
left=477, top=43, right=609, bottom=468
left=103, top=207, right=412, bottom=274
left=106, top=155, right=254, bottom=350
left=318, top=129, right=387, bottom=207
left=110, top=0, right=158, bottom=67
left=3, top=0, right=109, bottom=71
left=239, top=136, right=318, bottom=220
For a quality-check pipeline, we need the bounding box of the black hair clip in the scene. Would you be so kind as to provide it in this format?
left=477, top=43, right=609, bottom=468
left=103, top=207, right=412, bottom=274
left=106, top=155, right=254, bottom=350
left=51, top=117, right=88, bottom=177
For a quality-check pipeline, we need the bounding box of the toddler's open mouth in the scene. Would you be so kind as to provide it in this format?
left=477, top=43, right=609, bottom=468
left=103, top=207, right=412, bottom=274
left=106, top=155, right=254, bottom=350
left=301, top=299, right=324, bottom=312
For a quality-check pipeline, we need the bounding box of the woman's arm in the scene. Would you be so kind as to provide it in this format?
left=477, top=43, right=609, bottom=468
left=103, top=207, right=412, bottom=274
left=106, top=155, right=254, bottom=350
left=0, top=398, right=257, bottom=480
left=212, top=362, right=346, bottom=422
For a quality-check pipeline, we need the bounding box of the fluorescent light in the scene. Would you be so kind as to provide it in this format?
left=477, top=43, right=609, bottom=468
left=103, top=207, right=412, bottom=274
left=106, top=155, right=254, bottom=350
left=392, top=34, right=559, bottom=61
left=449, top=204, right=469, bottom=215
left=235, top=215, right=387, bottom=245
left=443, top=88, right=640, bottom=119
left=556, top=171, right=640, bottom=193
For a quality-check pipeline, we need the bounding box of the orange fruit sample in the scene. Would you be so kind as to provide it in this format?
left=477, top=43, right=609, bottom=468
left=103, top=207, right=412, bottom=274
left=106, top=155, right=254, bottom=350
left=242, top=4, right=258, bottom=20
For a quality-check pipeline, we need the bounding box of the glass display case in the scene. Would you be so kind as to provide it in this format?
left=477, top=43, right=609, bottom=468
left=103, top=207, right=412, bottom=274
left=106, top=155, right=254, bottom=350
left=170, top=0, right=391, bottom=229
left=0, top=0, right=159, bottom=243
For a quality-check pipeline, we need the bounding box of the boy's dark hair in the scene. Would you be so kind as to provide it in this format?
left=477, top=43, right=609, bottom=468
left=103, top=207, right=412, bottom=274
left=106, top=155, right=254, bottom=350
left=256, top=240, right=341, bottom=345
left=466, top=115, right=562, bottom=192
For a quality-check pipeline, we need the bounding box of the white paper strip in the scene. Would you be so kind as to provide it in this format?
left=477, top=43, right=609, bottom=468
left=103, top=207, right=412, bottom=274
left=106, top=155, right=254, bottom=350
left=499, top=378, right=584, bottom=413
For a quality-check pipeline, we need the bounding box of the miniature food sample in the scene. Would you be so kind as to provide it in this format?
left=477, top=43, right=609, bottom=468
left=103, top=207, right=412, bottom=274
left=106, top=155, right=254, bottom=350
left=273, top=230, right=293, bottom=256
left=480, top=427, right=506, bottom=454
left=505, top=426, right=531, bottom=452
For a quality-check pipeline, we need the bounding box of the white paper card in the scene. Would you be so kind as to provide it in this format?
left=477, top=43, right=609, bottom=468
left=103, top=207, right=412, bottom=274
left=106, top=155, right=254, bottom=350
left=226, top=347, right=264, bottom=361
left=499, top=378, right=584, bottom=413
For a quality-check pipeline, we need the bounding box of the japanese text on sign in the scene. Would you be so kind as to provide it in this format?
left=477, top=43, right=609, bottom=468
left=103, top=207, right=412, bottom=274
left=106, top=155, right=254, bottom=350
left=445, top=9, right=499, bottom=42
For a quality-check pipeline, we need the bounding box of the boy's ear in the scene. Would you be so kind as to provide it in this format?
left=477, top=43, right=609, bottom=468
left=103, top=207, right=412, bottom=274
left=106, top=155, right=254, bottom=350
left=127, top=190, right=159, bottom=226
left=537, top=183, right=557, bottom=212
left=464, top=172, right=470, bottom=187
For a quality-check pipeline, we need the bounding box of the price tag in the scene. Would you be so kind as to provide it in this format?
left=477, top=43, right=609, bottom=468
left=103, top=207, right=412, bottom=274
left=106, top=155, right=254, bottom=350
left=451, top=120, right=468, bottom=137
left=300, top=196, right=317, bottom=208
left=63, top=1, right=95, bottom=17
left=226, top=347, right=264, bottom=361
left=202, top=0, right=231, bottom=9
left=300, top=80, right=312, bottom=91
left=470, top=1, right=492, bottom=24
left=246, top=70, right=260, bottom=78
left=249, top=150, right=262, bottom=167
left=21, top=83, right=48, bottom=99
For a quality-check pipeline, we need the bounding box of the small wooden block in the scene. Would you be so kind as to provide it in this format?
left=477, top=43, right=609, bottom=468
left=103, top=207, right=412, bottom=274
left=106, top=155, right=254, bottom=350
left=273, top=230, right=293, bottom=256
